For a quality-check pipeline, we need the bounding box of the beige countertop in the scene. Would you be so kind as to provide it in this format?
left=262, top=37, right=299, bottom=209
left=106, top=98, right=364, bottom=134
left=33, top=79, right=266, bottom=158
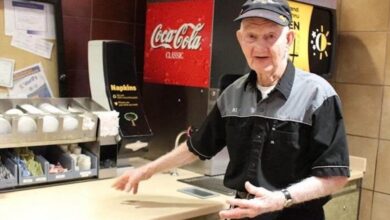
left=0, top=158, right=230, bottom=220
left=0, top=157, right=366, bottom=220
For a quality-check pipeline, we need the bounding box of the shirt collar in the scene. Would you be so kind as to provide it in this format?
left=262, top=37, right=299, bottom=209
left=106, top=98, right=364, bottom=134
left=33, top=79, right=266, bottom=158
left=244, top=60, right=295, bottom=100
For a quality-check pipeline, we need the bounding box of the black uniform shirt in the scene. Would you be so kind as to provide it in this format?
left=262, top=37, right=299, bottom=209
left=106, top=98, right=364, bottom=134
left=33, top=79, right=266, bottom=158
left=186, top=61, right=350, bottom=218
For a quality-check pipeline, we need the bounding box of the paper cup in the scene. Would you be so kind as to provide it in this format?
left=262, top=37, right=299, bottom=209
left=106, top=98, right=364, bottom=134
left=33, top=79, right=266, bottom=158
left=17, top=116, right=37, bottom=133
left=63, top=116, right=79, bottom=131
left=0, top=117, right=12, bottom=134
left=42, top=115, right=59, bottom=133
left=5, top=108, right=24, bottom=115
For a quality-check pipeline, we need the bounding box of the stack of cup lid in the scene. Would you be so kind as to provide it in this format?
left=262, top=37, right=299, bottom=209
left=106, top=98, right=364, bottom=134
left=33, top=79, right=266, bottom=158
left=19, top=104, right=59, bottom=133
left=39, top=103, right=79, bottom=131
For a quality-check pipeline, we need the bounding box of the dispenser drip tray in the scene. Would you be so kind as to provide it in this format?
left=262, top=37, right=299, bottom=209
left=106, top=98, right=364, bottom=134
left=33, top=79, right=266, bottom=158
left=178, top=175, right=235, bottom=196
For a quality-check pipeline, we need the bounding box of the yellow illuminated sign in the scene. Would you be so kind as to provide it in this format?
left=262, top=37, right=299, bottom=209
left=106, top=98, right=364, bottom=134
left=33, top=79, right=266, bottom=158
left=288, top=1, right=334, bottom=75
left=288, top=1, right=312, bottom=71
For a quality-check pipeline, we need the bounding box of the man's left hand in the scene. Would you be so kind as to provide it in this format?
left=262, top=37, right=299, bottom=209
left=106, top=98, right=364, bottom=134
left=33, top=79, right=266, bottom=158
left=219, top=181, right=285, bottom=219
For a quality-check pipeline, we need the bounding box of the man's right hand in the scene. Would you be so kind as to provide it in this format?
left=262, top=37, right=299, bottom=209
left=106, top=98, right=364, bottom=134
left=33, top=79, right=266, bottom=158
left=111, top=142, right=198, bottom=194
left=111, top=166, right=151, bottom=194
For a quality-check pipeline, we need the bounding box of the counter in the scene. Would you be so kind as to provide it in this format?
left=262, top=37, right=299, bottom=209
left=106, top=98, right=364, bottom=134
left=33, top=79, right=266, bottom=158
left=0, top=158, right=230, bottom=220
left=0, top=157, right=366, bottom=220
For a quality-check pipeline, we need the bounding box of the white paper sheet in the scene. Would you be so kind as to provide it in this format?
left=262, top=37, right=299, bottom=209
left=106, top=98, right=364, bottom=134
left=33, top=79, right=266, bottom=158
left=4, top=0, right=56, bottom=39
left=0, top=58, right=15, bottom=88
left=11, top=33, right=54, bottom=59
left=8, top=63, right=53, bottom=98
left=13, top=1, right=46, bottom=32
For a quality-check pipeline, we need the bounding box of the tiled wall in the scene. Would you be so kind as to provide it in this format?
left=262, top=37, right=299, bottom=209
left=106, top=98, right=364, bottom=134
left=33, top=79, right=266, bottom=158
left=333, top=0, right=390, bottom=219
left=62, top=0, right=146, bottom=97
left=61, top=0, right=390, bottom=219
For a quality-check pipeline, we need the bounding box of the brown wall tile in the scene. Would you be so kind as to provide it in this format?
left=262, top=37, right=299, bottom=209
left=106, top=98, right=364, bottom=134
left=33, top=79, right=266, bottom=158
left=134, top=24, right=145, bottom=51
left=335, top=83, right=382, bottom=138
left=336, top=32, right=387, bottom=85
left=348, top=135, right=378, bottom=190
left=371, top=192, right=390, bottom=220
left=336, top=0, right=341, bottom=33
left=359, top=189, right=374, bottom=220
left=340, top=0, right=390, bottom=31
left=134, top=24, right=146, bottom=72
left=375, top=140, right=390, bottom=193
left=389, top=8, right=390, bottom=31
left=62, top=0, right=92, bottom=18
left=136, top=0, right=147, bottom=23
left=380, top=86, right=390, bottom=139
left=385, top=34, right=390, bottom=85
left=336, top=83, right=382, bottom=138
left=63, top=16, right=91, bottom=70
left=93, top=0, right=136, bottom=23
left=64, top=70, right=91, bottom=97
left=91, top=20, right=134, bottom=43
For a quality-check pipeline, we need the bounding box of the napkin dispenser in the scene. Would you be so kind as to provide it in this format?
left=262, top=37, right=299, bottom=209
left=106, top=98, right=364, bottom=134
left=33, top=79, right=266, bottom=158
left=88, top=40, right=153, bottom=165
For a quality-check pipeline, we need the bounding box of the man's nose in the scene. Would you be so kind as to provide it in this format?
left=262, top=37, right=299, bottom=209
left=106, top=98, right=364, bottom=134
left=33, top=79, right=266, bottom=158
left=252, top=41, right=267, bottom=51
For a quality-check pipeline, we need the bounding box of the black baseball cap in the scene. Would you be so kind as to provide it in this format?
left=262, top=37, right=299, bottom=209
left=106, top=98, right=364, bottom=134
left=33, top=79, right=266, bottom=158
left=234, top=0, right=292, bottom=26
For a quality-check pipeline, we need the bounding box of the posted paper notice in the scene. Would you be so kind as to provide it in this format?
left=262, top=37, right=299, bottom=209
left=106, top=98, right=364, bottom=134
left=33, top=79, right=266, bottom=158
left=11, top=33, right=54, bottom=59
left=4, top=0, right=56, bottom=39
left=0, top=58, right=15, bottom=88
left=8, top=63, right=53, bottom=98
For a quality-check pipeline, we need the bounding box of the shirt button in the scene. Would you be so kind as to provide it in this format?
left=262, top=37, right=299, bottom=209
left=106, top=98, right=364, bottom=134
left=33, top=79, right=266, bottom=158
left=272, top=127, right=276, bottom=131
left=270, top=140, right=275, bottom=144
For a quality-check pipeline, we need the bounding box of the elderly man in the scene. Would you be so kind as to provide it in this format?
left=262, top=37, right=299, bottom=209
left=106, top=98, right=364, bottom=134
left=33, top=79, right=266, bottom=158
left=113, top=0, right=350, bottom=219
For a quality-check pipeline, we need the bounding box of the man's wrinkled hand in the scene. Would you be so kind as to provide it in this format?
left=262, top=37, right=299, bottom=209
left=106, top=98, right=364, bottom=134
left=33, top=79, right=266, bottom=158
left=111, top=167, right=150, bottom=194
left=219, top=181, right=284, bottom=219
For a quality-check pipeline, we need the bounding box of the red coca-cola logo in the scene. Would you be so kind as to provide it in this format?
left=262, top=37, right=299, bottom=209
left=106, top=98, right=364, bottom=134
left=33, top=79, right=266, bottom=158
left=144, top=0, right=213, bottom=88
left=150, top=23, right=204, bottom=50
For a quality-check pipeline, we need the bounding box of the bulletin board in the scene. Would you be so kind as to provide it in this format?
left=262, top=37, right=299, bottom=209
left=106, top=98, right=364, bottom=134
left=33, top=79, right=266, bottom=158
left=0, top=0, right=65, bottom=98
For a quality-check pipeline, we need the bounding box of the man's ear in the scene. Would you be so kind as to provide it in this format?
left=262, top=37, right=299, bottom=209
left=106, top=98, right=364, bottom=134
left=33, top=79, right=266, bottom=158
left=286, top=29, right=295, bottom=47
left=236, top=30, right=242, bottom=45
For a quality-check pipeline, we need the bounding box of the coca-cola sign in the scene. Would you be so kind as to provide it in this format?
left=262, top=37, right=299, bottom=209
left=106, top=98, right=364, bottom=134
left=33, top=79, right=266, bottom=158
left=144, top=0, right=213, bottom=88
left=150, top=23, right=205, bottom=50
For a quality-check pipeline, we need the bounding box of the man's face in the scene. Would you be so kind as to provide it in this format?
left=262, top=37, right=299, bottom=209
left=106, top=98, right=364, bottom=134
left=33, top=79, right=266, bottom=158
left=236, top=18, right=293, bottom=77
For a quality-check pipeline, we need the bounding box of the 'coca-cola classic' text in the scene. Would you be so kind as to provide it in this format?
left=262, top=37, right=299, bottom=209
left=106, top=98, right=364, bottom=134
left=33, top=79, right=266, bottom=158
left=150, top=23, right=204, bottom=50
